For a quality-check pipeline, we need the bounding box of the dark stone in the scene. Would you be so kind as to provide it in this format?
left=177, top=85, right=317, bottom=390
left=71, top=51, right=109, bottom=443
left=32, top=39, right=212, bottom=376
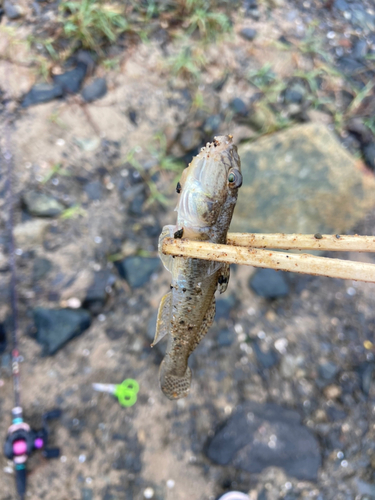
left=215, top=295, right=236, bottom=320
left=179, top=128, right=202, bottom=152
left=230, top=98, right=248, bottom=117
left=128, top=109, right=137, bottom=125
left=326, top=405, right=347, bottom=422
left=83, top=270, right=115, bottom=314
left=363, top=143, right=375, bottom=171
left=206, top=401, right=321, bottom=480
left=252, top=341, right=279, bottom=369
left=0, top=323, right=7, bottom=354
left=346, top=118, right=373, bottom=145
left=143, top=223, right=162, bottom=238
left=4, top=1, right=22, bottom=19
left=357, top=362, right=375, bottom=396
left=318, top=361, right=339, bottom=381
left=84, top=181, right=103, bottom=201
left=53, top=62, right=87, bottom=95
left=249, top=269, right=289, bottom=299
left=105, top=328, right=124, bottom=341
left=334, top=0, right=348, bottom=11
left=23, top=190, right=64, bottom=217
left=244, top=0, right=258, bottom=7
left=284, top=84, right=305, bottom=104
left=350, top=5, right=375, bottom=32
left=33, top=308, right=91, bottom=355
left=129, top=192, right=146, bottom=216
left=337, top=56, right=365, bottom=75
left=111, top=436, right=142, bottom=473
left=81, top=489, right=93, bottom=500
left=278, top=35, right=292, bottom=45
left=203, top=114, right=222, bottom=135
left=22, top=83, right=63, bottom=108
left=115, top=257, right=161, bottom=288
left=32, top=257, right=52, bottom=281
left=355, top=479, right=375, bottom=498
left=353, top=39, right=367, bottom=60
left=216, top=329, right=235, bottom=347
left=240, top=28, right=257, bottom=41
left=247, top=8, right=260, bottom=20
left=81, top=78, right=107, bottom=102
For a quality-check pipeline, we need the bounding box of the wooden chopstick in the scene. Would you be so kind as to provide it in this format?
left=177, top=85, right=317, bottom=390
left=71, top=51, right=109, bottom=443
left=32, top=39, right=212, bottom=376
left=227, top=233, right=375, bottom=252
left=162, top=236, right=375, bottom=283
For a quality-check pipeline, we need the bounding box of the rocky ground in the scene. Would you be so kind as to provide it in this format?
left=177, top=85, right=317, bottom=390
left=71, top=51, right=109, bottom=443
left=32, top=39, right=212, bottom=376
left=1, top=0, right=375, bottom=499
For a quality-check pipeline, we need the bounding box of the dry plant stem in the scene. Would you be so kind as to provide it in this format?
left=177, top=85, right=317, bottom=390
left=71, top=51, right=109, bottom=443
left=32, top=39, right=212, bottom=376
left=227, top=233, right=375, bottom=252
left=162, top=238, right=375, bottom=283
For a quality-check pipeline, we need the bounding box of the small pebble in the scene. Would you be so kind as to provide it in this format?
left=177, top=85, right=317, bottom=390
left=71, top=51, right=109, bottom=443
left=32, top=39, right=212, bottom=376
left=143, top=487, right=154, bottom=499
left=167, top=479, right=175, bottom=489
left=67, top=297, right=82, bottom=309
left=79, top=454, right=86, bottom=463
left=56, top=139, right=65, bottom=146
left=240, top=27, right=257, bottom=41
left=274, top=338, right=288, bottom=354
left=4, top=1, right=23, bottom=19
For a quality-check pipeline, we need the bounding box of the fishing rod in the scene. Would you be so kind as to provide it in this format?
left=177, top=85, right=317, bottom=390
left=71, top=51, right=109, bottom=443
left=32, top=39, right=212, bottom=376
left=2, top=96, right=61, bottom=499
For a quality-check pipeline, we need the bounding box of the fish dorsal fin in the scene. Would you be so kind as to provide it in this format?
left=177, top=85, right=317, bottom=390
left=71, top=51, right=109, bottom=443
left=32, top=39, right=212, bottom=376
left=152, top=291, right=172, bottom=346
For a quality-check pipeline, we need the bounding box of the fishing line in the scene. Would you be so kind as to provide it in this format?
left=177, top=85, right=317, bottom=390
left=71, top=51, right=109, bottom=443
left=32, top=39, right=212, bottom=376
left=2, top=64, right=61, bottom=500
left=3, top=94, right=22, bottom=412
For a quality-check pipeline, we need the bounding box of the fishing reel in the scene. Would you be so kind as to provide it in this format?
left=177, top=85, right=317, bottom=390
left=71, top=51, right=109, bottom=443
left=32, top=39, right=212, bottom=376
left=4, top=407, right=61, bottom=499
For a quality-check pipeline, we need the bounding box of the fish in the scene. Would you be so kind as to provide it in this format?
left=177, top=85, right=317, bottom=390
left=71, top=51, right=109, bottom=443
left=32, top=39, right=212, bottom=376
left=152, top=135, right=242, bottom=400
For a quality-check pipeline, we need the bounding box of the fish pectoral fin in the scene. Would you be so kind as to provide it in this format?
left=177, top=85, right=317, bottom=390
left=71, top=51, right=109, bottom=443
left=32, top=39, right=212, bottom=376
left=158, top=225, right=176, bottom=273
left=152, top=291, right=172, bottom=346
left=217, top=263, right=230, bottom=294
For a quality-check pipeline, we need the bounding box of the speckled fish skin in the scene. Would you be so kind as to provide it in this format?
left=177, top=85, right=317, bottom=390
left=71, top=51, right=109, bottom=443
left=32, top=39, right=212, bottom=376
left=154, top=135, right=242, bottom=400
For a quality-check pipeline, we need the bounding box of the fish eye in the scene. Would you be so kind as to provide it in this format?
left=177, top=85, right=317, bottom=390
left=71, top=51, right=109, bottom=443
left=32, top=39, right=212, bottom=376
left=228, top=170, right=242, bottom=188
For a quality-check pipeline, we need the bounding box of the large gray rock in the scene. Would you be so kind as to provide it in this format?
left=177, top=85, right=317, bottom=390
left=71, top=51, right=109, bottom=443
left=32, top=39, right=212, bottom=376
left=33, top=307, right=91, bottom=355
left=23, top=190, right=64, bottom=217
left=232, top=123, right=375, bottom=234
left=206, top=401, right=321, bottom=481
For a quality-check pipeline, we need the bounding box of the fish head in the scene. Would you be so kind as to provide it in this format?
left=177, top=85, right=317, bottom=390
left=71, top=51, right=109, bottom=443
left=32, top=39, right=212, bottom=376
left=176, top=135, right=242, bottom=238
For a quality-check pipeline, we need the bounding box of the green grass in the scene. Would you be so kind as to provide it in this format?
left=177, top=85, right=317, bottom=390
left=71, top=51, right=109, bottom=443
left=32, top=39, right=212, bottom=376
left=124, top=134, right=184, bottom=207
left=186, top=7, right=231, bottom=41
left=168, top=44, right=207, bottom=80
left=59, top=0, right=128, bottom=52
left=60, top=204, right=87, bottom=220
left=41, top=163, right=70, bottom=184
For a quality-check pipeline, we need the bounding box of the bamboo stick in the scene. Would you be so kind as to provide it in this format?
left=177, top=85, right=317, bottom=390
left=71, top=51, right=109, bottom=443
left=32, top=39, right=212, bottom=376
left=162, top=238, right=375, bottom=283
left=227, top=233, right=375, bottom=252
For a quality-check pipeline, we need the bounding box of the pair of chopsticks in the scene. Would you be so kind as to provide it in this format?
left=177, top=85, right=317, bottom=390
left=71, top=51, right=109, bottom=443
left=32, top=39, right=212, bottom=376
left=162, top=233, right=375, bottom=283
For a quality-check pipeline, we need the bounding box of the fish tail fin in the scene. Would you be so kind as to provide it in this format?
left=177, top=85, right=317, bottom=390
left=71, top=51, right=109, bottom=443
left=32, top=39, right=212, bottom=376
left=159, top=361, right=192, bottom=400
